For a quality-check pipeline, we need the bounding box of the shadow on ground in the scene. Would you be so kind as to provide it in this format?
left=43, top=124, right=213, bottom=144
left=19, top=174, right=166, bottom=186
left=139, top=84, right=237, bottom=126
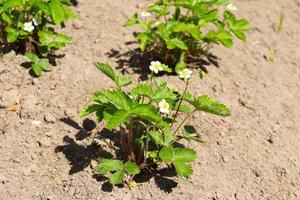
left=106, top=41, right=220, bottom=80
left=57, top=117, right=180, bottom=193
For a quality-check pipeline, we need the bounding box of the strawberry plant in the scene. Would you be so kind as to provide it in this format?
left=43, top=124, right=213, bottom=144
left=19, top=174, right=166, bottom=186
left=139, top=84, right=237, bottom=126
left=125, top=0, right=250, bottom=71
left=80, top=61, right=230, bottom=186
left=0, top=0, right=76, bottom=76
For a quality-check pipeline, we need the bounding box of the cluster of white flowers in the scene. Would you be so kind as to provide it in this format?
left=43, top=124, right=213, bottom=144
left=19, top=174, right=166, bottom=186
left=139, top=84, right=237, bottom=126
left=149, top=61, right=194, bottom=114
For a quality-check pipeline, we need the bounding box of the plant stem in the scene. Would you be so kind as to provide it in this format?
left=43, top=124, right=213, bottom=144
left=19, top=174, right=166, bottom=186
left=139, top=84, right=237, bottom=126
left=128, top=117, right=135, bottom=161
left=174, top=109, right=196, bottom=134
left=171, top=80, right=189, bottom=127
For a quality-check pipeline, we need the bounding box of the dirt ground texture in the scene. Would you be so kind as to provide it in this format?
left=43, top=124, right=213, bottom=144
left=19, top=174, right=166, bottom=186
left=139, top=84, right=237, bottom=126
left=1, top=0, right=300, bottom=199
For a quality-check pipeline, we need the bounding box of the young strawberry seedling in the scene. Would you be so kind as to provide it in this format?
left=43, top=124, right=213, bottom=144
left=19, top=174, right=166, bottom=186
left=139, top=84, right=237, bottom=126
left=0, top=0, right=76, bottom=76
left=126, top=0, right=250, bottom=72
left=80, top=61, right=230, bottom=186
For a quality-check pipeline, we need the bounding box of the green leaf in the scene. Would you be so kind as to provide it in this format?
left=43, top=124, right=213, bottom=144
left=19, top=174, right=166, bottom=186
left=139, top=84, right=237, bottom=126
left=109, top=171, right=125, bottom=185
left=159, top=146, right=174, bottom=163
left=2, top=12, right=12, bottom=23
left=95, top=63, right=116, bottom=82
left=163, top=129, right=176, bottom=146
left=148, top=4, right=168, bottom=15
left=160, top=147, right=196, bottom=163
left=25, top=52, right=39, bottom=63
left=173, top=23, right=202, bottom=40
left=193, top=95, right=231, bottom=116
left=175, top=52, right=187, bottom=73
left=6, top=33, right=18, bottom=43
left=173, top=161, right=193, bottom=180
left=80, top=104, right=102, bottom=117
left=173, top=148, right=196, bottom=163
left=132, top=104, right=167, bottom=127
left=55, top=33, right=72, bottom=43
left=49, top=0, right=65, bottom=25
left=36, top=60, right=51, bottom=71
left=98, top=159, right=123, bottom=174
left=3, top=0, right=22, bottom=9
left=125, top=13, right=139, bottom=26
left=32, top=63, right=43, bottom=76
left=166, top=38, right=188, bottom=50
left=123, top=161, right=140, bottom=175
left=5, top=27, right=17, bottom=42
left=106, top=110, right=130, bottom=129
left=99, top=90, right=132, bottom=110
left=131, top=83, right=153, bottom=99
left=161, top=64, right=172, bottom=73
left=217, top=31, right=233, bottom=47
left=149, top=131, right=164, bottom=146
left=116, top=73, right=132, bottom=87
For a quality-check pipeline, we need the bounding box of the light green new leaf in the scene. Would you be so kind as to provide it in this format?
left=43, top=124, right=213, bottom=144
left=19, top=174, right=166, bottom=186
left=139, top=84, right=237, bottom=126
left=173, top=161, right=193, bottom=180
left=123, top=161, right=140, bottom=175
left=98, top=159, right=123, bottom=174
left=25, top=52, right=39, bottom=63
left=36, top=60, right=51, bottom=71
left=32, top=63, right=43, bottom=76
left=173, top=148, right=196, bottom=163
left=216, top=31, right=233, bottom=48
left=109, top=171, right=125, bottom=185
left=159, top=146, right=174, bottom=163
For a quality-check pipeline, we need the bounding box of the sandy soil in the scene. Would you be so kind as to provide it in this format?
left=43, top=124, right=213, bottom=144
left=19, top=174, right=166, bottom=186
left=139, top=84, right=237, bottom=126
left=1, top=0, right=300, bottom=199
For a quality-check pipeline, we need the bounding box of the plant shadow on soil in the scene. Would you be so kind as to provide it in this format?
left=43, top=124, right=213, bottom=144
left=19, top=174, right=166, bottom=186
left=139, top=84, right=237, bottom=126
left=0, top=44, right=65, bottom=77
left=106, top=41, right=220, bottom=81
left=57, top=117, right=180, bottom=193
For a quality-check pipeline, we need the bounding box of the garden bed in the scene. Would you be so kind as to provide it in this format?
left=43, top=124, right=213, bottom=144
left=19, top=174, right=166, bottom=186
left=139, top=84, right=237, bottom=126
left=0, top=0, right=300, bottom=199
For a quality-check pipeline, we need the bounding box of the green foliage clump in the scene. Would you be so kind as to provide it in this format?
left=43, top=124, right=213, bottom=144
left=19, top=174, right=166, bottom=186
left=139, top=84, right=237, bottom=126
left=0, top=0, right=76, bottom=75
left=80, top=61, right=230, bottom=186
left=126, top=0, right=250, bottom=71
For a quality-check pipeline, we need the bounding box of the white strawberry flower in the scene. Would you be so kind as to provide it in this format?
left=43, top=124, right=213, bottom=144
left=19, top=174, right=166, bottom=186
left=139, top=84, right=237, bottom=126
left=23, top=21, right=34, bottom=32
left=179, top=68, right=193, bottom=81
left=149, top=61, right=163, bottom=74
left=141, top=11, right=151, bottom=18
left=226, top=2, right=237, bottom=11
left=159, top=99, right=170, bottom=114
